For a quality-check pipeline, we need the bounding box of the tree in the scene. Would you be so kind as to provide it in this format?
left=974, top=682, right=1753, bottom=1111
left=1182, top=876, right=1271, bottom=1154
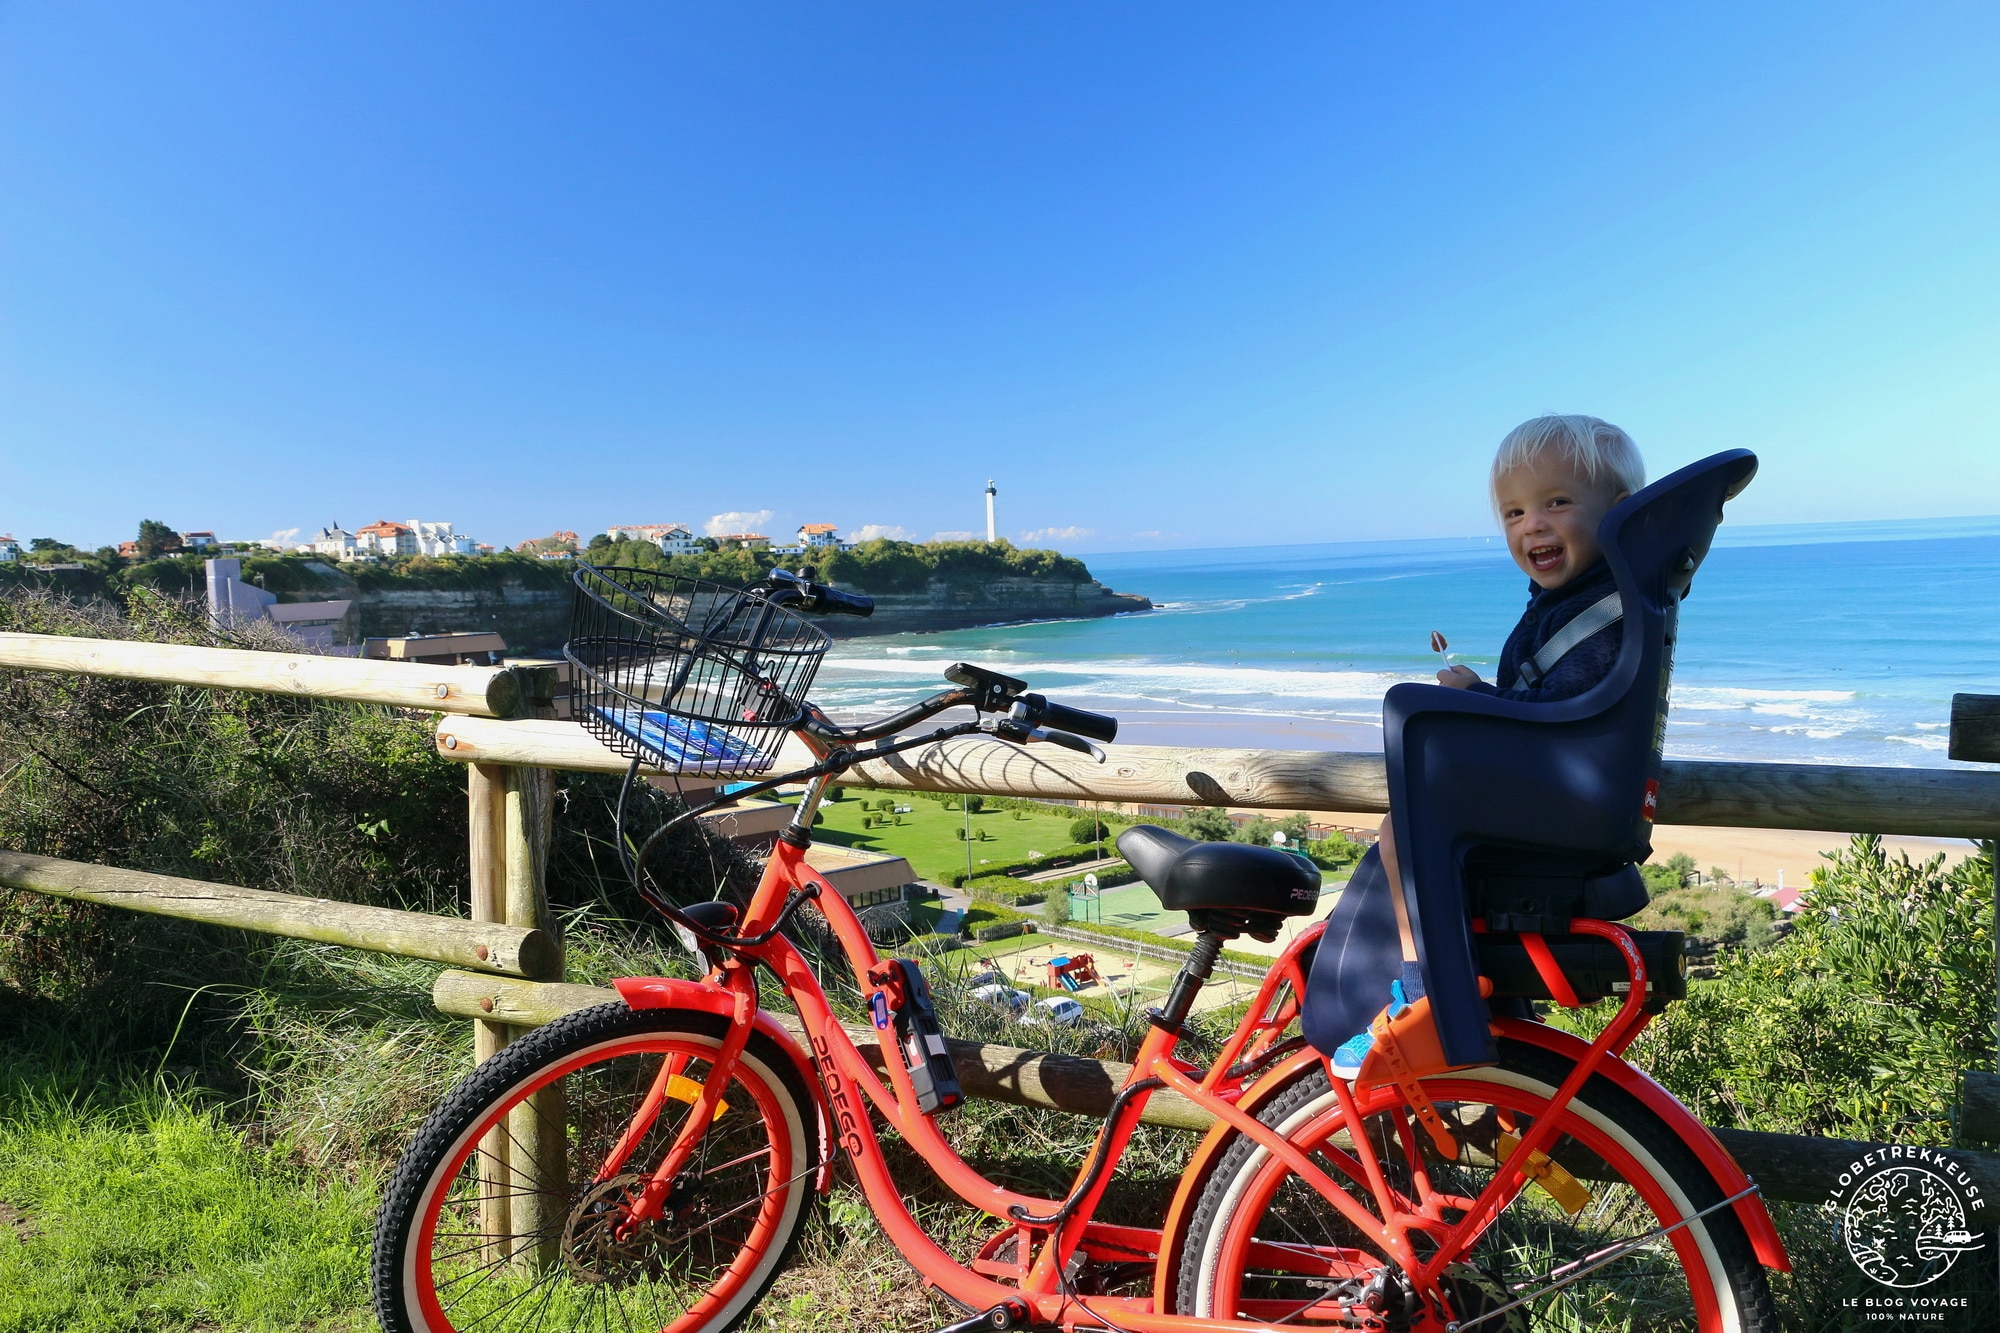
left=135, top=520, right=181, bottom=559
left=1042, top=890, right=1072, bottom=927
left=1663, top=851, right=1698, bottom=886
left=29, top=537, right=69, bottom=553
left=1069, top=814, right=1106, bottom=846
left=1182, top=806, right=1236, bottom=842
left=964, top=795, right=985, bottom=814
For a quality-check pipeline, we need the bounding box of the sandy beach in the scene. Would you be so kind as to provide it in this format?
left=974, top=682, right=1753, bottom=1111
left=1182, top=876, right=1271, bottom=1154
left=1279, top=812, right=1976, bottom=893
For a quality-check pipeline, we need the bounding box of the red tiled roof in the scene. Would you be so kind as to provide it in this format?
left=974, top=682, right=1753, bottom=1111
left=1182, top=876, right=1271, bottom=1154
left=356, top=520, right=413, bottom=537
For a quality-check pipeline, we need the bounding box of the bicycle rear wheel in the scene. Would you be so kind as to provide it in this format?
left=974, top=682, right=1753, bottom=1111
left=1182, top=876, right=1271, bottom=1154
left=373, top=1004, right=821, bottom=1333
left=1176, top=1039, right=1776, bottom=1331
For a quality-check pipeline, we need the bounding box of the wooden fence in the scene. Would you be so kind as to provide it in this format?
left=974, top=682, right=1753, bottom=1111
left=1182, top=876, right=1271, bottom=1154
left=2, top=631, right=1998, bottom=1212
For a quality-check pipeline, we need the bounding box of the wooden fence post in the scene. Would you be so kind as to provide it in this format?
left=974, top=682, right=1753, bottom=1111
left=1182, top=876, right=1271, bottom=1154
left=466, top=762, right=513, bottom=1260
left=503, top=764, right=565, bottom=1270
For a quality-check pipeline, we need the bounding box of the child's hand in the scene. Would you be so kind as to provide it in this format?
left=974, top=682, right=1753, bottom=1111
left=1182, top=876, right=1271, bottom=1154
left=1437, top=665, right=1481, bottom=689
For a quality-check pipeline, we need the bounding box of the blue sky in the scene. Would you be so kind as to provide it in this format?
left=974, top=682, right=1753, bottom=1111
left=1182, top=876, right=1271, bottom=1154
left=3, top=4, right=1996, bottom=554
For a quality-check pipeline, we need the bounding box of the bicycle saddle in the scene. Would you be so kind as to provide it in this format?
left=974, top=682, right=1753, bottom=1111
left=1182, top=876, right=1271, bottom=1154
left=1118, top=825, right=1321, bottom=941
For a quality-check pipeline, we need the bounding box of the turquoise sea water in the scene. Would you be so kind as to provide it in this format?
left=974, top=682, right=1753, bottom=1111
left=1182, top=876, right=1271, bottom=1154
left=815, top=517, right=2000, bottom=768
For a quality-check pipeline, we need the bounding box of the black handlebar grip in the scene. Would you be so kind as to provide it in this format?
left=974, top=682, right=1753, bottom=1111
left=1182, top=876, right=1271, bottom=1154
left=815, top=585, right=874, bottom=618
left=1031, top=697, right=1118, bottom=744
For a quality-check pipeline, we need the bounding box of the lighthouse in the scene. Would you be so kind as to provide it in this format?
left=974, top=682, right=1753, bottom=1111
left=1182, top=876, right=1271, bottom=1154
left=985, top=479, right=997, bottom=543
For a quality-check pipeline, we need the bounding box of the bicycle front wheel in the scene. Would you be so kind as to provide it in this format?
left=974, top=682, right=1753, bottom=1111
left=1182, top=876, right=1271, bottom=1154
left=373, top=1004, right=822, bottom=1333
left=1176, top=1039, right=1776, bottom=1331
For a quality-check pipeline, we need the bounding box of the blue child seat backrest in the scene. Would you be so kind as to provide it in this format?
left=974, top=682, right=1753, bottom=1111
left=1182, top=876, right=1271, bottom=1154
left=1365, top=449, right=1757, bottom=1069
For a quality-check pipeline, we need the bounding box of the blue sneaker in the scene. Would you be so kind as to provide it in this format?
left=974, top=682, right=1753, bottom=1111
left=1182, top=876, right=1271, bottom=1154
left=1330, top=980, right=1410, bottom=1080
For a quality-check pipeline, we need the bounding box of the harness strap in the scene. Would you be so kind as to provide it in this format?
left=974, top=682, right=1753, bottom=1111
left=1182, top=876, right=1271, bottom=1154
left=1514, top=591, right=1623, bottom=688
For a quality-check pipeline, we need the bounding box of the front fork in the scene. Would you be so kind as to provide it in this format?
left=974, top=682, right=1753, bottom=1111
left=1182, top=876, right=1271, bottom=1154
left=607, top=963, right=761, bottom=1233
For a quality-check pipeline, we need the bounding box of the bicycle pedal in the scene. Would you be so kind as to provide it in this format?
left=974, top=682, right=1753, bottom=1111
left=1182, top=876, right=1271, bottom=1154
left=933, top=1297, right=1032, bottom=1333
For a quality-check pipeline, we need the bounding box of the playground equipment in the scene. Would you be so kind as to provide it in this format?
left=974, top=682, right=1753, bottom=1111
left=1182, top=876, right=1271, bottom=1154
left=1046, top=952, right=1103, bottom=992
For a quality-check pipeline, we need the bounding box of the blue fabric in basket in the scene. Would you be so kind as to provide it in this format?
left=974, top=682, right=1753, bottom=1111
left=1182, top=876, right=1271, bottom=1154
left=595, top=705, right=769, bottom=772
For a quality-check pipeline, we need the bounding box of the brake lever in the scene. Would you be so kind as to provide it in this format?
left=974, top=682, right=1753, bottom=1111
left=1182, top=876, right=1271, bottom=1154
left=1029, top=728, right=1105, bottom=762
left=986, top=718, right=1105, bottom=762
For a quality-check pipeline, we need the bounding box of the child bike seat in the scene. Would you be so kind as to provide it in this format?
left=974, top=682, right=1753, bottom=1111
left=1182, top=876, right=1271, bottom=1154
left=1316, top=449, right=1757, bottom=1068
left=1119, top=825, right=1321, bottom=941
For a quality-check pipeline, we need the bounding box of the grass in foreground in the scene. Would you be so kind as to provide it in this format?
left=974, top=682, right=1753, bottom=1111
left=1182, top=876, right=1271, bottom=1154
left=0, top=1080, right=375, bottom=1332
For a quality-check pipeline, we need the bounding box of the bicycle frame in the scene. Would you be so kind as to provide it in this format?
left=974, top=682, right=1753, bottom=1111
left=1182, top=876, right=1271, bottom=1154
left=589, top=751, right=1788, bottom=1333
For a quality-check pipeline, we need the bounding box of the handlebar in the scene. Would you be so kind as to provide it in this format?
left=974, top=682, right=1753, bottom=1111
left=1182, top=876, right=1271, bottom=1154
left=799, top=660, right=1118, bottom=755
left=1020, top=693, right=1118, bottom=744
left=760, top=568, right=874, bottom=618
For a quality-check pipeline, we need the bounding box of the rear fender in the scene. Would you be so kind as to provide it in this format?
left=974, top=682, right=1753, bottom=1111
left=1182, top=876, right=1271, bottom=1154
left=615, top=976, right=834, bottom=1192
left=1493, top=1017, right=1789, bottom=1272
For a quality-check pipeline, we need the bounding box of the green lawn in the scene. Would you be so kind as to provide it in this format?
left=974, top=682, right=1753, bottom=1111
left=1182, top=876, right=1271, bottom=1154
left=796, top=792, right=1102, bottom=883
left=0, top=1083, right=376, bottom=1332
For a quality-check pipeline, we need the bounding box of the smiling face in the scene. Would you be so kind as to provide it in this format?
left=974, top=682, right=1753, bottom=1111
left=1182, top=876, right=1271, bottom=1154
left=1494, top=452, right=1631, bottom=589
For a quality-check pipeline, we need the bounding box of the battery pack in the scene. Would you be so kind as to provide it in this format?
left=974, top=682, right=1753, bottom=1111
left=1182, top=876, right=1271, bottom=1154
left=868, top=959, right=963, bottom=1115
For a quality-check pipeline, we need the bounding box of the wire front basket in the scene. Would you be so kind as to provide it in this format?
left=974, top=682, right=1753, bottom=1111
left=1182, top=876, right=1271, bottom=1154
left=566, top=564, right=830, bottom=777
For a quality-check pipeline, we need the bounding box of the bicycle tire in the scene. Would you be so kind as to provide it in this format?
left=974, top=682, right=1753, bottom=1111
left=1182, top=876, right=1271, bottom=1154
left=373, top=1003, right=821, bottom=1333
left=1176, top=1038, right=1777, bottom=1331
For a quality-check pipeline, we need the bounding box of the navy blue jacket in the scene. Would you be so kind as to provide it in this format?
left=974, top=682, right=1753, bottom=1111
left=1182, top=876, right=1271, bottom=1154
left=1466, top=559, right=1622, bottom=703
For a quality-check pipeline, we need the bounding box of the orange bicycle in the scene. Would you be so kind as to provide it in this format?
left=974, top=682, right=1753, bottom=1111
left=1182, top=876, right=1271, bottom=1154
left=375, top=515, right=1787, bottom=1331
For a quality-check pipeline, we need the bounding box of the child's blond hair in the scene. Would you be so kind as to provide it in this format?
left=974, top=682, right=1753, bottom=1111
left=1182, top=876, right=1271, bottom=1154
left=1491, top=414, right=1645, bottom=506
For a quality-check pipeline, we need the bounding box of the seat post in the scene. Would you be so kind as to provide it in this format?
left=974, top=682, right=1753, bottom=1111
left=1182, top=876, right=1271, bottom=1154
left=1154, top=931, right=1225, bottom=1031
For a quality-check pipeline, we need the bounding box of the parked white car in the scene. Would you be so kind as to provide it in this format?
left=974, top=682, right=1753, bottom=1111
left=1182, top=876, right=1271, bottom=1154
left=1023, top=996, right=1085, bottom=1027
left=970, top=983, right=1030, bottom=1015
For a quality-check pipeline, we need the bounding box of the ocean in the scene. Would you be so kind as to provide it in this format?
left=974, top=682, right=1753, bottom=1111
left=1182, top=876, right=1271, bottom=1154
left=812, top=517, right=2000, bottom=769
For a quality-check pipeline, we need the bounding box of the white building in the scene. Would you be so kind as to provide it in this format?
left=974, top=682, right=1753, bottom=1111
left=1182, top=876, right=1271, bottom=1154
left=180, top=531, right=219, bottom=551
left=354, top=520, right=418, bottom=557
left=607, top=522, right=700, bottom=555
left=0, top=534, right=19, bottom=563
left=312, top=526, right=360, bottom=560
left=796, top=523, right=842, bottom=549
left=407, top=520, right=476, bottom=556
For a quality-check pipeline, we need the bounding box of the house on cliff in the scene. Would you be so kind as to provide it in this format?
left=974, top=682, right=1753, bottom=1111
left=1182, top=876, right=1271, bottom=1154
left=607, top=522, right=700, bottom=554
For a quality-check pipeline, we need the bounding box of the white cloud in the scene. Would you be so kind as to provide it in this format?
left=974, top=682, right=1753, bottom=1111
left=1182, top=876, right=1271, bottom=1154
left=852, top=524, right=914, bottom=542
left=705, top=510, right=774, bottom=537
left=930, top=530, right=977, bottom=542
left=1019, top=526, right=1094, bottom=546
left=267, top=527, right=300, bottom=544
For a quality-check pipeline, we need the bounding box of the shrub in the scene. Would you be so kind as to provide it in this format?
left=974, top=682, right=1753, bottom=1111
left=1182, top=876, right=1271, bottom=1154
left=1628, top=835, right=1995, bottom=1145
left=1180, top=807, right=1236, bottom=842
left=1628, top=885, right=1777, bottom=952
left=941, top=842, right=1112, bottom=887
left=1068, top=814, right=1108, bottom=845
left=965, top=795, right=985, bottom=815
left=1304, top=832, right=1364, bottom=871
left=1042, top=891, right=1072, bottom=927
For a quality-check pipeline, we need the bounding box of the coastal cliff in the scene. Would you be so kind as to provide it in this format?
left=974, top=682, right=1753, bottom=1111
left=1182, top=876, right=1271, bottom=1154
left=816, top=576, right=1149, bottom=638
left=346, top=574, right=1146, bottom=649
left=49, top=544, right=1150, bottom=651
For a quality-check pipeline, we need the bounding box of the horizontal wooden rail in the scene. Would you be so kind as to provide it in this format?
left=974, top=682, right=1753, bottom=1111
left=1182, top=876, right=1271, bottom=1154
left=433, top=717, right=2000, bottom=839
left=0, top=851, right=558, bottom=979
left=0, top=632, right=530, bottom=718
left=430, top=971, right=2000, bottom=1202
